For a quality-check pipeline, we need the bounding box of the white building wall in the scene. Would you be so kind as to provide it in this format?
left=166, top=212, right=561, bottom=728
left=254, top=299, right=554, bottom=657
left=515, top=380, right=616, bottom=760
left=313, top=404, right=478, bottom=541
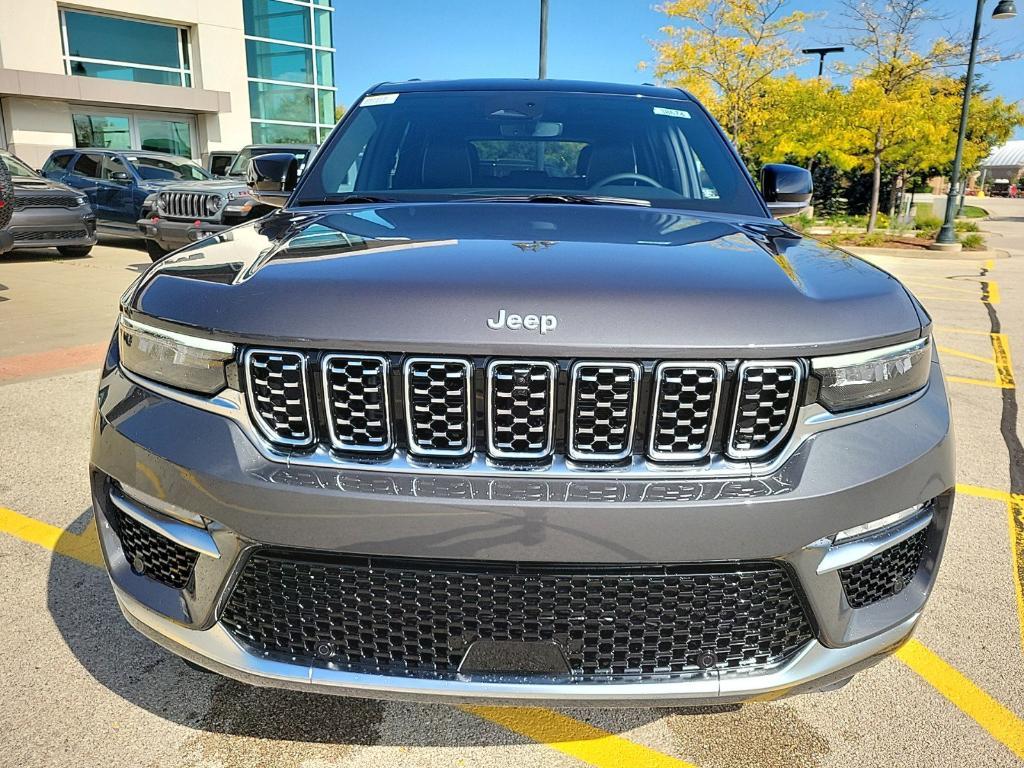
left=0, top=0, right=252, bottom=165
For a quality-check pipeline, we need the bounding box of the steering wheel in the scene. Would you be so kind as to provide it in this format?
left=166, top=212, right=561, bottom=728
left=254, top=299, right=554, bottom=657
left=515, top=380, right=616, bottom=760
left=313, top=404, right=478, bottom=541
left=590, top=172, right=664, bottom=190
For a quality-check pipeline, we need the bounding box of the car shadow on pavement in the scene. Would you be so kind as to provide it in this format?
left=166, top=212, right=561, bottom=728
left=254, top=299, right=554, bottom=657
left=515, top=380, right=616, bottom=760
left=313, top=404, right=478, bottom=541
left=46, top=508, right=700, bottom=747
left=2, top=248, right=93, bottom=262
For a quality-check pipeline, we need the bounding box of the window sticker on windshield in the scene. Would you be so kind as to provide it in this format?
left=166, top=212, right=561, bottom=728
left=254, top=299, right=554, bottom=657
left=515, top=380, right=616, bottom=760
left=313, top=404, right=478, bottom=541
left=361, top=93, right=399, bottom=106
left=653, top=106, right=691, bottom=119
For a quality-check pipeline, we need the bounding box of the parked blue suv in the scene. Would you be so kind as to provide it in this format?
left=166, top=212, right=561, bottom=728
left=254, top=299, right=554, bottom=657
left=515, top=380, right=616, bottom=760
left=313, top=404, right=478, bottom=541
left=42, top=149, right=211, bottom=242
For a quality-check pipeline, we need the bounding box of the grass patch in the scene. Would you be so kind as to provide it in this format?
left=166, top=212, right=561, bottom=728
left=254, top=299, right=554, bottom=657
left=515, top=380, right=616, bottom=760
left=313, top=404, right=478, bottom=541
left=959, top=204, right=988, bottom=219
left=960, top=232, right=986, bottom=251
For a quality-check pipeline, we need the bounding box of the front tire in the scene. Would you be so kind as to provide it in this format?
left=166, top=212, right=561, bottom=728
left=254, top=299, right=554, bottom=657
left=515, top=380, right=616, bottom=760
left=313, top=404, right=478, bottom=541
left=57, top=245, right=93, bottom=257
left=145, top=240, right=169, bottom=261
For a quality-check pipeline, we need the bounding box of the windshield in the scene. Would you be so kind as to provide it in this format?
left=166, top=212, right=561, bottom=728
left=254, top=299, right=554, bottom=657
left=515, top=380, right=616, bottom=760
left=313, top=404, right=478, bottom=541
left=296, top=90, right=765, bottom=216
left=1, top=153, right=38, bottom=178
left=129, top=155, right=210, bottom=181
left=228, top=147, right=312, bottom=178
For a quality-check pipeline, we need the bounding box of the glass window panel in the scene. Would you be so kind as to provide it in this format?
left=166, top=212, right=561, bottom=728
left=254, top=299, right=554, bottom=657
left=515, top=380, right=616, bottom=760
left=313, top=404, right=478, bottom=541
left=72, top=114, right=131, bottom=150
left=314, top=0, right=332, bottom=6
left=249, top=81, right=316, bottom=123
left=245, top=40, right=313, bottom=84
left=251, top=122, right=317, bottom=145
left=319, top=127, right=331, bottom=143
left=243, top=0, right=311, bottom=44
left=137, top=119, right=193, bottom=157
left=64, top=11, right=183, bottom=68
left=67, top=60, right=183, bottom=86
left=315, top=50, right=334, bottom=86
left=314, top=9, right=332, bottom=47
left=318, top=89, right=335, bottom=125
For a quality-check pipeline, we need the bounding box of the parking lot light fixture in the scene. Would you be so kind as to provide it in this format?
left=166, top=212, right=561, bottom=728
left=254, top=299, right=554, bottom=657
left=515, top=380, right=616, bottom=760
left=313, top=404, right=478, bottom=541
left=936, top=0, right=1016, bottom=247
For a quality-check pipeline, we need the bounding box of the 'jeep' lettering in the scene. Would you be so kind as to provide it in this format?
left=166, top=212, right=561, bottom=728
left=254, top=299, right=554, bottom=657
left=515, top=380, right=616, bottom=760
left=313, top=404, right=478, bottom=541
left=487, top=309, right=558, bottom=334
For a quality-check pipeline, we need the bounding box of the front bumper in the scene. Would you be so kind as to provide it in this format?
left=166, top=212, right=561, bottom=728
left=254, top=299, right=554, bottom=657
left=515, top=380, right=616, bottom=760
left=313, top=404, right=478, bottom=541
left=137, top=216, right=231, bottom=249
left=10, top=206, right=96, bottom=249
left=90, top=351, right=955, bottom=705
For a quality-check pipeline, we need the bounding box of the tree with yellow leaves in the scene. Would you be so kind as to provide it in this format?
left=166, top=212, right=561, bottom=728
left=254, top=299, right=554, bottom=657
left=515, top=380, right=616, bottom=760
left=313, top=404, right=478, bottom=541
left=648, top=0, right=817, bottom=155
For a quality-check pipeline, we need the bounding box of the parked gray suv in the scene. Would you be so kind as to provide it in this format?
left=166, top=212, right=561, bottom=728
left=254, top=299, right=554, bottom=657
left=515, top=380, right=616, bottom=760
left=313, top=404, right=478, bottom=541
left=91, top=80, right=954, bottom=706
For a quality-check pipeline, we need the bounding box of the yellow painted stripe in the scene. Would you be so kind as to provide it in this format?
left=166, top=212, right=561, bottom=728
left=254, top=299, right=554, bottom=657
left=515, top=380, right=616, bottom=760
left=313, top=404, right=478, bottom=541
left=937, top=346, right=995, bottom=365
left=0, top=506, right=103, bottom=568
left=463, top=706, right=698, bottom=768
left=898, top=639, right=1024, bottom=760
left=945, top=376, right=1012, bottom=389
left=991, top=333, right=1016, bottom=389
left=1008, top=498, right=1024, bottom=655
left=956, top=483, right=1013, bottom=503
left=985, top=280, right=1001, bottom=305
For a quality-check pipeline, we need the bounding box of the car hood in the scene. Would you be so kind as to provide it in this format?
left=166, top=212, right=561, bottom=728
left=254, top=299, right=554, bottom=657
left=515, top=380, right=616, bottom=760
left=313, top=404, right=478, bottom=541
left=13, top=177, right=79, bottom=194
left=129, top=202, right=926, bottom=357
left=139, top=179, right=247, bottom=194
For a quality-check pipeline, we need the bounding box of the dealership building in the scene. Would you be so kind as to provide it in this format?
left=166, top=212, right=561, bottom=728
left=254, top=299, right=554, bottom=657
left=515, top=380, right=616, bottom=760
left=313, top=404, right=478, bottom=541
left=0, top=0, right=336, bottom=167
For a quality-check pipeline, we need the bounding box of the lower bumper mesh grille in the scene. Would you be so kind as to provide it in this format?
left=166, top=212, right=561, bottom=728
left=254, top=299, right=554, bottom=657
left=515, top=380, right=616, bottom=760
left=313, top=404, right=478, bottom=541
left=839, top=527, right=929, bottom=608
left=221, top=552, right=814, bottom=678
left=106, top=502, right=198, bottom=589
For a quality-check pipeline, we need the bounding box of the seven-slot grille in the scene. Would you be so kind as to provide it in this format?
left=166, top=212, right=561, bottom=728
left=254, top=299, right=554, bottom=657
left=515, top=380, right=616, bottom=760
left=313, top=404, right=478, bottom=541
left=241, top=351, right=804, bottom=464
left=648, top=362, right=724, bottom=461
left=244, top=350, right=314, bottom=446
left=322, top=355, right=392, bottom=452
left=728, top=362, right=802, bottom=459
left=568, top=362, right=641, bottom=461
left=404, top=358, right=474, bottom=456
left=487, top=360, right=557, bottom=458
left=158, top=191, right=221, bottom=219
left=221, top=552, right=815, bottom=678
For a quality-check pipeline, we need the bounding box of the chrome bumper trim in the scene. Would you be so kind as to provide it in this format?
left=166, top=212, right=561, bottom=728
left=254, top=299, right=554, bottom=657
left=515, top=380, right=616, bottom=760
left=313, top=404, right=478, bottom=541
left=816, top=507, right=933, bottom=575
left=109, top=486, right=221, bottom=559
left=114, top=584, right=918, bottom=705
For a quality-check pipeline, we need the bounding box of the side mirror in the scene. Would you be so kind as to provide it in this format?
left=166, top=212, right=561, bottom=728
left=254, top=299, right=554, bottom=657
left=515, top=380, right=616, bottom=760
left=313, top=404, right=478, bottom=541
left=247, top=153, right=299, bottom=207
left=760, top=164, right=813, bottom=218
left=110, top=171, right=132, bottom=182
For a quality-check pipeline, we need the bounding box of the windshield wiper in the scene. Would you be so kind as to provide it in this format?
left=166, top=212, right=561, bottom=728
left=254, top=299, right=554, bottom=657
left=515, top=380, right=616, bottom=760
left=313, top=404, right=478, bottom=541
left=461, top=193, right=651, bottom=207
left=295, top=194, right=398, bottom=206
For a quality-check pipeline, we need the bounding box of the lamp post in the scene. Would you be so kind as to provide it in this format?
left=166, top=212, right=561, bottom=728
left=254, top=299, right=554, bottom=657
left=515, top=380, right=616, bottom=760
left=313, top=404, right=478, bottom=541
left=934, top=0, right=1017, bottom=248
left=801, top=46, right=845, bottom=78
left=538, top=0, right=549, bottom=79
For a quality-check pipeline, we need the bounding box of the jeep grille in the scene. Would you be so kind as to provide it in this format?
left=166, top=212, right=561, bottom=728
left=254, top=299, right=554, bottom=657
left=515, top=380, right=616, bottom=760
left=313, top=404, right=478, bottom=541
left=241, top=351, right=804, bottom=466
left=158, top=191, right=222, bottom=219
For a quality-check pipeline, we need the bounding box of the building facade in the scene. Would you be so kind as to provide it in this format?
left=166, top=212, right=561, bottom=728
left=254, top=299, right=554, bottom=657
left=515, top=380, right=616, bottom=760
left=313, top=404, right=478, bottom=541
left=0, top=0, right=335, bottom=167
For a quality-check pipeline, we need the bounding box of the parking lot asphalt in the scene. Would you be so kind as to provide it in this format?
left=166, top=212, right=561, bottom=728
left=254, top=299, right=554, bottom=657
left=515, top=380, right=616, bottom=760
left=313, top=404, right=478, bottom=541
left=1, top=201, right=1023, bottom=768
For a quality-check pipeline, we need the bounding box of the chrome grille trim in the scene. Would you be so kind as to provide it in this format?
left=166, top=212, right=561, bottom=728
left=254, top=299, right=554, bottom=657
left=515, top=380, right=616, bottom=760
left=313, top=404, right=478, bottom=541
left=403, top=357, right=474, bottom=457
left=158, top=191, right=222, bottom=220
left=568, top=361, right=641, bottom=462
left=321, top=354, right=393, bottom=454
left=648, top=361, right=724, bottom=461
left=243, top=349, right=314, bottom=448
left=727, top=360, right=802, bottom=460
left=486, top=359, right=557, bottom=459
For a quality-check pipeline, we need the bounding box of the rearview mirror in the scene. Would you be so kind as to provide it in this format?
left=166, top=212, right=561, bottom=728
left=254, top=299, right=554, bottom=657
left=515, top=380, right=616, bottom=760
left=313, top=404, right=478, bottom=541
left=760, top=164, right=813, bottom=218
left=247, top=153, right=299, bottom=207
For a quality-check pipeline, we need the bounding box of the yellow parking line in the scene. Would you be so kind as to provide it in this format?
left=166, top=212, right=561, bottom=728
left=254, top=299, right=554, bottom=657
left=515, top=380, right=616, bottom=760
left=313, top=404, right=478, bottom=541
left=464, top=706, right=698, bottom=768
left=1009, top=498, right=1024, bottom=654
left=941, top=334, right=1015, bottom=389
left=0, top=506, right=103, bottom=568
left=956, top=483, right=1012, bottom=503
left=897, top=640, right=1024, bottom=760
left=938, top=346, right=995, bottom=365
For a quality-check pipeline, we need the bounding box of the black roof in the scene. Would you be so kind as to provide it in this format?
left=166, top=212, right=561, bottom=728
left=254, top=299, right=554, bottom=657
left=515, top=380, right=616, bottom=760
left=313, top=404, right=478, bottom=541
left=369, top=78, right=692, bottom=101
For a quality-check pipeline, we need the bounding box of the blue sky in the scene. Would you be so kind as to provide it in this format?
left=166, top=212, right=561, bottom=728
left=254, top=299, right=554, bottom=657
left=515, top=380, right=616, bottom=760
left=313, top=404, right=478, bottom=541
left=332, top=0, right=1024, bottom=140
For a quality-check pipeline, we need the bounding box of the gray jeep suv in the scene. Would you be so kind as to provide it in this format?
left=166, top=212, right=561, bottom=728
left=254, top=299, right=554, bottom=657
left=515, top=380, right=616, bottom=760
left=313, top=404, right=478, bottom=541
left=90, top=80, right=954, bottom=706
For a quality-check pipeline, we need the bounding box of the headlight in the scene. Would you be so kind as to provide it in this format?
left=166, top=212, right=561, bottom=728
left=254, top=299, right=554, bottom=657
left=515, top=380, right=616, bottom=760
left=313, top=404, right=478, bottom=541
left=812, top=336, right=931, bottom=413
left=75, top=194, right=88, bottom=206
left=118, top=315, right=235, bottom=394
left=206, top=195, right=223, bottom=216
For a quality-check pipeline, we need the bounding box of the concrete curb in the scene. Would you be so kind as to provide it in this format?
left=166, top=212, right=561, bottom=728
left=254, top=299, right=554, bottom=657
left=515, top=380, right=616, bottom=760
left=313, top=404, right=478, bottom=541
left=842, top=246, right=1010, bottom=260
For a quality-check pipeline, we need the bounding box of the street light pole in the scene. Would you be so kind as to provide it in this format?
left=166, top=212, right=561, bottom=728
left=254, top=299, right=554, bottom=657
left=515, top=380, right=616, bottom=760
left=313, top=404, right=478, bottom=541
left=801, top=46, right=845, bottom=78
left=538, top=0, right=549, bottom=79
left=935, top=0, right=1017, bottom=246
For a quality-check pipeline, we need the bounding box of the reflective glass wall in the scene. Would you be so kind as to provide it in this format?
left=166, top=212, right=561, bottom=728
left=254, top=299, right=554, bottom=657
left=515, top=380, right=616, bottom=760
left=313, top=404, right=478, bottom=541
left=243, top=0, right=336, bottom=144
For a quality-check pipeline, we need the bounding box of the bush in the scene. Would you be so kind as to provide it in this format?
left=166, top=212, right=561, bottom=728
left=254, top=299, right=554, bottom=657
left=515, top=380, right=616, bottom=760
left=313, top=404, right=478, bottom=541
left=955, top=220, right=979, bottom=233
left=960, top=233, right=985, bottom=251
